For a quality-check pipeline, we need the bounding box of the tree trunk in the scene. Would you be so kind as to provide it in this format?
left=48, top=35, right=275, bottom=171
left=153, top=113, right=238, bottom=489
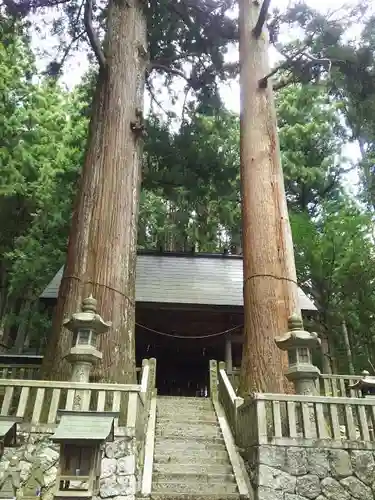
left=238, top=0, right=300, bottom=394
left=14, top=299, right=32, bottom=353
left=320, top=331, right=332, bottom=374
left=41, top=0, right=147, bottom=382
left=342, top=319, right=355, bottom=375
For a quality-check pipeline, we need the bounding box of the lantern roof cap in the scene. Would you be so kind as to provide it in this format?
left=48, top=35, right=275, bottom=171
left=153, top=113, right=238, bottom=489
left=63, top=296, right=112, bottom=334
left=275, top=313, right=321, bottom=350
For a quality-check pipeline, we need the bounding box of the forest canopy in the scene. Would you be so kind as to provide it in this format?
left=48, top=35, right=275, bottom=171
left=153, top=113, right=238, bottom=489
left=1, top=0, right=375, bottom=376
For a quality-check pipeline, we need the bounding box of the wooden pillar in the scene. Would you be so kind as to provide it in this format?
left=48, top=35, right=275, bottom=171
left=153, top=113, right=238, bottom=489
left=239, top=0, right=300, bottom=394
left=225, top=337, right=233, bottom=374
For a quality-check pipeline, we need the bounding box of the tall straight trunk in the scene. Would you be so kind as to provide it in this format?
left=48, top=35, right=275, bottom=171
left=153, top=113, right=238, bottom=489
left=320, top=331, right=332, bottom=374
left=41, top=0, right=147, bottom=382
left=239, top=0, right=300, bottom=394
left=342, top=319, right=355, bottom=375
left=14, top=298, right=32, bottom=353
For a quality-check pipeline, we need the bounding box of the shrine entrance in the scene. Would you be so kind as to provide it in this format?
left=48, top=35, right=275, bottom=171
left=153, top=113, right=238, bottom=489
left=139, top=336, right=214, bottom=396
left=135, top=304, right=243, bottom=397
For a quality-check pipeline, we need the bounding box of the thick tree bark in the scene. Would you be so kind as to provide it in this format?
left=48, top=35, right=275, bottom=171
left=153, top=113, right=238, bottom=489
left=238, top=0, right=300, bottom=394
left=41, top=0, right=147, bottom=382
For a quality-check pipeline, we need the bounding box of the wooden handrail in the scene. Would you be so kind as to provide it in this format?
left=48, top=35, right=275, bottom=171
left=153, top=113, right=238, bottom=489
left=251, top=392, right=375, bottom=405
left=214, top=361, right=375, bottom=450
left=243, top=393, right=375, bottom=447
left=216, top=361, right=243, bottom=439
left=0, top=378, right=141, bottom=391
left=219, top=364, right=238, bottom=404
left=0, top=358, right=157, bottom=435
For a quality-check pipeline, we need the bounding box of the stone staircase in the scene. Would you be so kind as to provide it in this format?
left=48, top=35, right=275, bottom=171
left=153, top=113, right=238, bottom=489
left=150, top=396, right=244, bottom=500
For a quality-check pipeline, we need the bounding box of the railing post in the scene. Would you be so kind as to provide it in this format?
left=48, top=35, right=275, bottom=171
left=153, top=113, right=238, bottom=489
left=149, top=358, right=156, bottom=392
left=209, top=360, right=218, bottom=401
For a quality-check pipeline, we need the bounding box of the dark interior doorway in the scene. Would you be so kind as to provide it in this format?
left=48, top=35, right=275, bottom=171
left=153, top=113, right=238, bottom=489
left=135, top=304, right=243, bottom=396
left=136, top=327, right=223, bottom=396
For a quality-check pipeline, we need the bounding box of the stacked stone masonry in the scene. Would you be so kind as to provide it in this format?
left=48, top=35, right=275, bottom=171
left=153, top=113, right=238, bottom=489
left=0, top=433, right=137, bottom=499
left=245, top=445, right=375, bottom=500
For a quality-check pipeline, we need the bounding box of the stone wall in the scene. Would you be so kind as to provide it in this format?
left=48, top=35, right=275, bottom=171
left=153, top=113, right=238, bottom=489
left=0, top=432, right=138, bottom=499
left=245, top=445, right=375, bottom=500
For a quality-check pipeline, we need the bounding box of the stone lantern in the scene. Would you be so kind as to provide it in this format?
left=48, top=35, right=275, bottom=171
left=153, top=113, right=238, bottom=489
left=275, top=314, right=321, bottom=395
left=64, top=295, right=111, bottom=384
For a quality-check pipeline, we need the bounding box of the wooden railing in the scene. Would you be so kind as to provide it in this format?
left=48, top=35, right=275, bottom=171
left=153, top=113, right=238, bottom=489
left=214, top=362, right=243, bottom=439
left=237, top=393, right=375, bottom=449
left=0, top=364, right=41, bottom=380
left=137, top=358, right=156, bottom=441
left=0, top=358, right=157, bottom=434
left=228, top=369, right=364, bottom=398
left=228, top=367, right=240, bottom=393
left=0, top=355, right=143, bottom=382
left=215, top=362, right=375, bottom=450
left=317, top=374, right=363, bottom=397
left=0, top=354, right=43, bottom=380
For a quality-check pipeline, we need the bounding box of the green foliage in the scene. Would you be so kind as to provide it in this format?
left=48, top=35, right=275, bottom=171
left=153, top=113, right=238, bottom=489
left=141, top=112, right=241, bottom=251
left=277, top=85, right=347, bottom=213
left=291, top=200, right=375, bottom=372
left=0, top=19, right=87, bottom=349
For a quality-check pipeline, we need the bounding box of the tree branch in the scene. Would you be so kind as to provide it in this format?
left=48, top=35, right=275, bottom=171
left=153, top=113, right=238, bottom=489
left=149, top=62, right=189, bottom=81
left=253, top=0, right=271, bottom=39
left=146, top=78, right=172, bottom=117
left=84, top=0, right=106, bottom=71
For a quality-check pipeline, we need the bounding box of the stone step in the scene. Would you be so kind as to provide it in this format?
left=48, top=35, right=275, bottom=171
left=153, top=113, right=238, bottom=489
left=152, top=480, right=238, bottom=495
left=154, top=448, right=229, bottom=465
left=156, top=415, right=218, bottom=425
left=157, top=397, right=211, bottom=403
left=155, top=433, right=225, bottom=445
left=154, top=438, right=227, bottom=453
left=157, top=399, right=213, bottom=410
left=153, top=472, right=236, bottom=484
left=151, top=493, right=241, bottom=500
left=156, top=412, right=216, bottom=422
left=153, top=463, right=233, bottom=475
left=155, top=424, right=222, bottom=439
left=157, top=399, right=213, bottom=406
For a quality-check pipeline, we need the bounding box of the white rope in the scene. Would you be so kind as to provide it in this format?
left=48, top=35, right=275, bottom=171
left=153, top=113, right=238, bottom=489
left=135, top=322, right=243, bottom=339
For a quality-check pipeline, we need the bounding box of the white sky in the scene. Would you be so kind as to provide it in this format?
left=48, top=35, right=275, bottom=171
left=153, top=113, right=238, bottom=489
left=32, top=0, right=369, bottom=192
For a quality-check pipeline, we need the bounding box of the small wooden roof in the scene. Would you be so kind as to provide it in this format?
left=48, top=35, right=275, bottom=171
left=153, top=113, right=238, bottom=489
left=51, top=411, right=118, bottom=443
left=0, top=417, right=19, bottom=438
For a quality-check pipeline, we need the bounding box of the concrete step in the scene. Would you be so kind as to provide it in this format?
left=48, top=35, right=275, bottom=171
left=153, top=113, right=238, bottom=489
left=151, top=493, right=241, bottom=500
left=155, top=424, right=222, bottom=439
left=153, top=463, right=233, bottom=475
left=153, top=472, right=236, bottom=484
left=152, top=480, right=238, bottom=495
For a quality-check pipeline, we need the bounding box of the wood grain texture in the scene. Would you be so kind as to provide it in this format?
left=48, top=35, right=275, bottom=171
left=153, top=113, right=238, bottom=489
left=41, top=0, right=147, bottom=383
left=239, top=0, right=299, bottom=394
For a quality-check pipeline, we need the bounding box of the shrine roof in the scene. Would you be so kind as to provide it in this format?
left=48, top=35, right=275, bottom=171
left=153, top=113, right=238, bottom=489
left=40, top=251, right=316, bottom=311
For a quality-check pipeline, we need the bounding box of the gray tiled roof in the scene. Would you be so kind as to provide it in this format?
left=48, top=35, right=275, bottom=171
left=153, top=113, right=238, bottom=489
left=40, top=253, right=316, bottom=311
